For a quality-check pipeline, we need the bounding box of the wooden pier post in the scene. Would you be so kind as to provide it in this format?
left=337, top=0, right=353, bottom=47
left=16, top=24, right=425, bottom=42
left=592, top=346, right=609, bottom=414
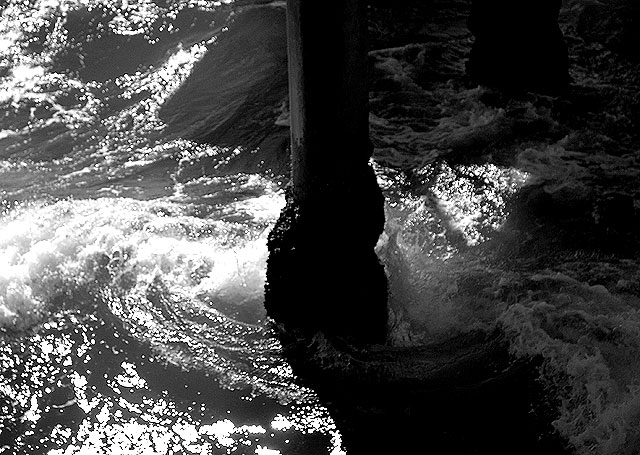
left=265, top=0, right=388, bottom=344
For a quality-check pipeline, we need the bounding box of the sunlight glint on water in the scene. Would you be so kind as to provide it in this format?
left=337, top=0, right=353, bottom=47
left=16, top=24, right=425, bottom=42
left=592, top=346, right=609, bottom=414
left=431, top=163, right=529, bottom=246
left=0, top=0, right=345, bottom=442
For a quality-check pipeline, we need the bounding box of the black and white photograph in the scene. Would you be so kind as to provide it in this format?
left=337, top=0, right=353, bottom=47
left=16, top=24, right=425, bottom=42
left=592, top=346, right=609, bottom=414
left=0, top=0, right=639, bottom=453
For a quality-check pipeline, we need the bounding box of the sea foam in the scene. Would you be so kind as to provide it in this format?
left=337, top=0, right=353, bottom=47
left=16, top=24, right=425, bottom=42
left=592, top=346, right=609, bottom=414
left=0, top=197, right=273, bottom=331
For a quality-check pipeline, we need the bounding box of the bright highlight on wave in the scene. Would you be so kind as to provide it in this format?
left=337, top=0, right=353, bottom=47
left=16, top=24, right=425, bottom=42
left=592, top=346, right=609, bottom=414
left=431, top=162, right=529, bottom=245
left=0, top=197, right=272, bottom=330
left=0, top=195, right=345, bottom=454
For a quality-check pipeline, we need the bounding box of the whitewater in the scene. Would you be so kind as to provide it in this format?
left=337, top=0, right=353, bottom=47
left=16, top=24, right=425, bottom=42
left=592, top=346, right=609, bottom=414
left=1, top=0, right=640, bottom=454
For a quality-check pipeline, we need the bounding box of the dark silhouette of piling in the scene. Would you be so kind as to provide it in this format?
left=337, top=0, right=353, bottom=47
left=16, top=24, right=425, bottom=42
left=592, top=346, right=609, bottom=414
left=466, top=0, right=570, bottom=94
left=264, top=0, right=388, bottom=344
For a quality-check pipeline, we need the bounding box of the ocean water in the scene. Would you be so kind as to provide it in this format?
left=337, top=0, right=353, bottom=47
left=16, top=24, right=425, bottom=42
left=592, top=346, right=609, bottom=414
left=0, top=1, right=341, bottom=454
left=1, top=0, right=640, bottom=454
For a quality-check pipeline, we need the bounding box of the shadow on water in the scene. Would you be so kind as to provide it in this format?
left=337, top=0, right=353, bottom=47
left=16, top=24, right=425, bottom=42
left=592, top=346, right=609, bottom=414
left=261, top=0, right=640, bottom=452
left=272, top=330, right=569, bottom=454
